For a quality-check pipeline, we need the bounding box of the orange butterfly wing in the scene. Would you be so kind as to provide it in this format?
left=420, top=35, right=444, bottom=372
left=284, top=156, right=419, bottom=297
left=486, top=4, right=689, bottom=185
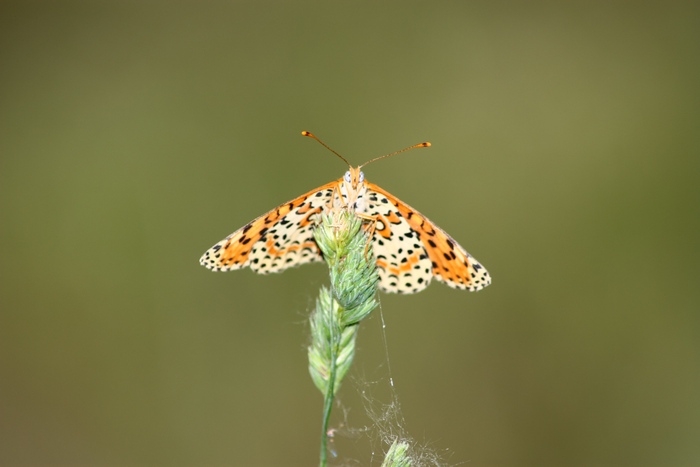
left=200, top=180, right=339, bottom=273
left=365, top=182, right=491, bottom=293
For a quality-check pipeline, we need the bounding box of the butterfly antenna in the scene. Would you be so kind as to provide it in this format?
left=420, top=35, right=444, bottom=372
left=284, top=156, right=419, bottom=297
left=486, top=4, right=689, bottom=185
left=302, top=131, right=352, bottom=168
left=359, top=141, right=431, bottom=168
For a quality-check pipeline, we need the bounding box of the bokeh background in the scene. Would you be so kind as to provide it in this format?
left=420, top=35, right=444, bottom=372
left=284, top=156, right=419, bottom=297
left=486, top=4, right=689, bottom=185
left=1, top=2, right=699, bottom=466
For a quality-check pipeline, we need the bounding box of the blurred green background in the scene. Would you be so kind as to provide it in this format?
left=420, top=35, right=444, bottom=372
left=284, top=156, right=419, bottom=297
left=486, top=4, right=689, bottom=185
left=1, top=1, right=699, bottom=466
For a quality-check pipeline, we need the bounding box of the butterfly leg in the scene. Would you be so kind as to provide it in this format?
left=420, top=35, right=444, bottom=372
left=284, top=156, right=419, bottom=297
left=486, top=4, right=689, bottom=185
left=323, top=183, right=352, bottom=231
left=354, top=212, right=379, bottom=258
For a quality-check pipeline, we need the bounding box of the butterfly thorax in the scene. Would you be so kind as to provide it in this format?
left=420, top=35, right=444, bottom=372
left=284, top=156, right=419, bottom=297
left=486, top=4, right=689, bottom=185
left=337, top=167, right=368, bottom=213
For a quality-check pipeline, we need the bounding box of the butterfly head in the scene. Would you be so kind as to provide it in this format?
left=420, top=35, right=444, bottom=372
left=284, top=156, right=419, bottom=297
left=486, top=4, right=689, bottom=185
left=343, top=167, right=365, bottom=190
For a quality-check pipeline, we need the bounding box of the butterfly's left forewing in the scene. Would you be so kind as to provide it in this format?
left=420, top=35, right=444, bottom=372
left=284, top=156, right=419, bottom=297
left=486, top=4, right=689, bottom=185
left=200, top=181, right=338, bottom=274
left=365, top=182, right=491, bottom=293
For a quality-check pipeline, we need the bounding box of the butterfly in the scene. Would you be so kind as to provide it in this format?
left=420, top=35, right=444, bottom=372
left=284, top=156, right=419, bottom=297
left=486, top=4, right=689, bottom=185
left=199, top=131, right=491, bottom=294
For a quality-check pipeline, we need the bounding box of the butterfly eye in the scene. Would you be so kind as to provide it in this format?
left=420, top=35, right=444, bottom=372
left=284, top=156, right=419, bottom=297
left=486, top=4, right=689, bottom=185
left=358, top=172, right=364, bottom=183
left=344, top=171, right=351, bottom=183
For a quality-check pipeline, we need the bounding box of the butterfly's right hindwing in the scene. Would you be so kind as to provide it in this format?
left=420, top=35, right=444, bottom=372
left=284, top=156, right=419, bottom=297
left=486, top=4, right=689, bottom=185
left=199, top=181, right=337, bottom=274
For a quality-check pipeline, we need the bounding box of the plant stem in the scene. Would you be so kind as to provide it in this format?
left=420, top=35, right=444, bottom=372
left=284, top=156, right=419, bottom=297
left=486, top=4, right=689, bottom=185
left=308, top=211, right=379, bottom=466
left=319, top=341, right=336, bottom=467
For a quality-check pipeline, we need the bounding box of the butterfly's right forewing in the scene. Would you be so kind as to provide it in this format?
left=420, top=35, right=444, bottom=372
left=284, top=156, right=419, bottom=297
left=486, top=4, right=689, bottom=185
left=199, top=181, right=338, bottom=274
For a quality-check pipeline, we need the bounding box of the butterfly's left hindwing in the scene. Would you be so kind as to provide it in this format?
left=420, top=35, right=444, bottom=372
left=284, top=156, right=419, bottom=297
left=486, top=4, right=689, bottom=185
left=365, top=182, right=491, bottom=293
left=364, top=187, right=434, bottom=293
left=199, top=181, right=337, bottom=273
